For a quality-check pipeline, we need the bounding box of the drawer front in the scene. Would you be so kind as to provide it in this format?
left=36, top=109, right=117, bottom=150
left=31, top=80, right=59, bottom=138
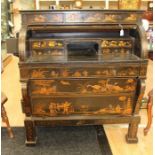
left=31, top=94, right=134, bottom=117
left=20, top=65, right=140, bottom=80
left=29, top=78, right=137, bottom=96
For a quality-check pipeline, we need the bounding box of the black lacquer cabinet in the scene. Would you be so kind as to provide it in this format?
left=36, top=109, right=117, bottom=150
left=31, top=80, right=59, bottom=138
left=18, top=10, right=148, bottom=145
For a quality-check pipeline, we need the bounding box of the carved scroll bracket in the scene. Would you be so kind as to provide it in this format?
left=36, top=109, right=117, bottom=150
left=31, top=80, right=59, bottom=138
left=134, top=79, right=146, bottom=114
left=21, top=82, right=32, bottom=116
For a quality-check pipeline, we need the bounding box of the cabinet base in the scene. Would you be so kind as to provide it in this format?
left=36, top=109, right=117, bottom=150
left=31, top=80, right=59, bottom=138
left=24, top=115, right=140, bottom=145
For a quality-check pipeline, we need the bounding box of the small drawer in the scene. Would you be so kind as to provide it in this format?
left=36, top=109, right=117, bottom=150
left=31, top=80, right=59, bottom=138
left=30, top=40, right=64, bottom=49
left=31, top=94, right=134, bottom=117
left=29, top=78, right=137, bottom=96
left=32, top=49, right=65, bottom=57
left=101, top=39, right=133, bottom=48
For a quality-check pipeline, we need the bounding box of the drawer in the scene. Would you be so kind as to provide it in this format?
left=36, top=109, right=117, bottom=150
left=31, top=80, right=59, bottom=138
left=20, top=65, right=141, bottom=80
left=30, top=94, right=134, bottom=117
left=29, top=78, right=137, bottom=96
left=30, top=39, right=64, bottom=50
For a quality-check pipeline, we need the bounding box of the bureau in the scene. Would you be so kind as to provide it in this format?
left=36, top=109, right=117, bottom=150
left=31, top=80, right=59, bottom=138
left=18, top=10, right=148, bottom=145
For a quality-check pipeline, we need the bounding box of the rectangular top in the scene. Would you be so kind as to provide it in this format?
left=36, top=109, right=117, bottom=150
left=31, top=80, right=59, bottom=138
left=21, top=10, right=144, bottom=26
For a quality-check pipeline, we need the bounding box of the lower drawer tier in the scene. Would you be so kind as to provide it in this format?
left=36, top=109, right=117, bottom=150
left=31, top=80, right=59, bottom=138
left=29, top=78, right=137, bottom=96
left=31, top=94, right=134, bottom=117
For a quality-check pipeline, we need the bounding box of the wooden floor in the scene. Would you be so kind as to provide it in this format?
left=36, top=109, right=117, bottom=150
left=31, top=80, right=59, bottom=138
left=1, top=56, right=153, bottom=155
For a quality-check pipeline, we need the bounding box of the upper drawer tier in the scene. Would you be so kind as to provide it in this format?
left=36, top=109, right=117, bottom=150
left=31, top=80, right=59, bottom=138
left=29, top=78, right=137, bottom=97
left=19, top=63, right=147, bottom=81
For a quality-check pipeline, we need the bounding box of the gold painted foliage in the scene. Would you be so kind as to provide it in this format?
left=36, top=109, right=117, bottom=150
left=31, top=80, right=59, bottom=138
left=60, top=80, right=71, bottom=85
left=101, top=40, right=132, bottom=48
left=32, top=86, right=57, bottom=95
left=119, top=96, right=127, bottom=101
left=34, top=15, right=47, bottom=22
left=33, top=80, right=54, bottom=87
left=31, top=70, right=48, bottom=78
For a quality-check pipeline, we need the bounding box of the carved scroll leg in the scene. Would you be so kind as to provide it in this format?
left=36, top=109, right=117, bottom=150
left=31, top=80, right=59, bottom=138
left=1, top=105, right=14, bottom=138
left=126, top=116, right=140, bottom=143
left=24, top=120, right=37, bottom=146
left=144, top=90, right=153, bottom=135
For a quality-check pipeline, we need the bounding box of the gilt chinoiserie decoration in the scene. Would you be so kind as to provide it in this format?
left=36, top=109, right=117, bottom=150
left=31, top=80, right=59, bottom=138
left=32, top=96, right=133, bottom=116
left=18, top=10, right=148, bottom=145
left=21, top=10, right=143, bottom=26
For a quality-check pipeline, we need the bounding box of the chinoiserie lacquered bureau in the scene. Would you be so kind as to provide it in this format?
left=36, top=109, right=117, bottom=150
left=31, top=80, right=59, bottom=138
left=18, top=10, right=148, bottom=145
